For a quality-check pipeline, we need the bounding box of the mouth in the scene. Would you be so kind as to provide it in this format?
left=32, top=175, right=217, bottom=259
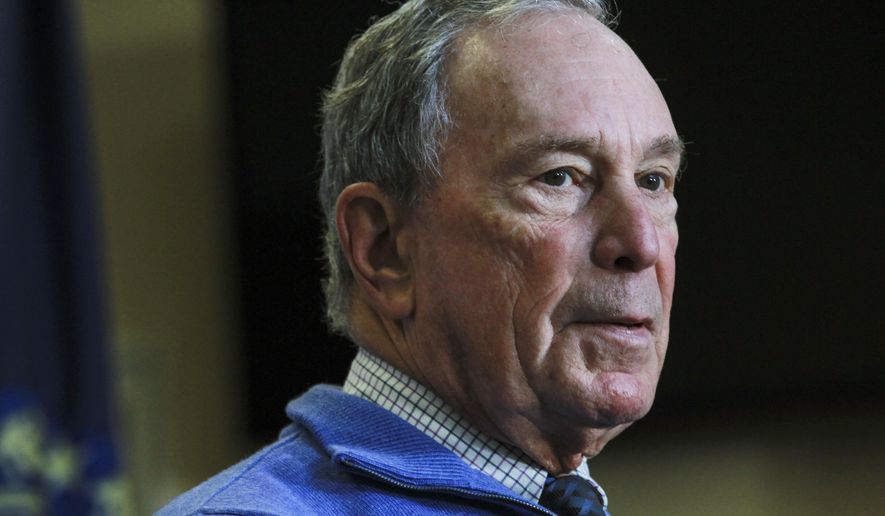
left=587, top=321, right=651, bottom=338
left=606, top=318, right=649, bottom=329
left=565, top=316, right=655, bottom=350
left=588, top=315, right=653, bottom=332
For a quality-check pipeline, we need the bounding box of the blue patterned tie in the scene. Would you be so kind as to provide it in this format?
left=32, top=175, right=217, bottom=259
left=539, top=474, right=610, bottom=516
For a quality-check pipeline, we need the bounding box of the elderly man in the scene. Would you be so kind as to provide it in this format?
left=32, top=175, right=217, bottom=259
left=160, top=0, right=683, bottom=514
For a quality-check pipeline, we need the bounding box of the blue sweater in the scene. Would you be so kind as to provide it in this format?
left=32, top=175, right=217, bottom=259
left=156, top=385, right=554, bottom=515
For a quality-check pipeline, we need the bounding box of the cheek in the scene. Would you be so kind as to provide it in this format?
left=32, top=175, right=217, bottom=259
left=417, top=203, right=539, bottom=323
left=433, top=206, right=581, bottom=343
left=477, top=208, right=583, bottom=301
left=418, top=188, right=588, bottom=327
left=505, top=223, right=589, bottom=356
left=650, top=226, right=678, bottom=357
left=440, top=201, right=572, bottom=300
left=658, top=224, right=678, bottom=298
left=475, top=202, right=547, bottom=264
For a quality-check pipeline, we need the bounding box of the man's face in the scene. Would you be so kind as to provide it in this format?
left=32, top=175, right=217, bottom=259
left=401, top=12, right=681, bottom=470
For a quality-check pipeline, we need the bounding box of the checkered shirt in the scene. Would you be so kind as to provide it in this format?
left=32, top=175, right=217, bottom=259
left=343, top=348, right=601, bottom=504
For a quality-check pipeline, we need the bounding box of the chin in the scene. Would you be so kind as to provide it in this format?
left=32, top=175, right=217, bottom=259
left=582, top=423, right=631, bottom=459
left=586, top=371, right=657, bottom=427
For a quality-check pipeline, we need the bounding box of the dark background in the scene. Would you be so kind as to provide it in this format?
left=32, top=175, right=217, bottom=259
left=222, top=1, right=884, bottom=442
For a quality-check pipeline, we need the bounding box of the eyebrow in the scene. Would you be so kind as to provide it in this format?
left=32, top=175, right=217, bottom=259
left=646, top=135, right=687, bottom=177
left=508, top=134, right=687, bottom=176
left=511, top=135, right=601, bottom=161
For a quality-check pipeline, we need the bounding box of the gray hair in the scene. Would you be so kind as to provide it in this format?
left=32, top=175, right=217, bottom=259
left=319, top=0, right=613, bottom=334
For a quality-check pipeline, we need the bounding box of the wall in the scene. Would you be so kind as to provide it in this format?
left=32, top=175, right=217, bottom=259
left=76, top=1, right=244, bottom=512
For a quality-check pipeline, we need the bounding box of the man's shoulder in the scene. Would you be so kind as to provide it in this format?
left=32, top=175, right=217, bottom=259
left=155, top=385, right=542, bottom=515
left=154, top=386, right=360, bottom=515
left=151, top=386, right=419, bottom=515
left=154, top=426, right=328, bottom=516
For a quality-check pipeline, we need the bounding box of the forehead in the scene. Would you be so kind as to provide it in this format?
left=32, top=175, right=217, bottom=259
left=444, top=11, right=675, bottom=161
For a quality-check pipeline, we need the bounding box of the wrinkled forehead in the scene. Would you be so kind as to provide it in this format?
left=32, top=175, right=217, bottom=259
left=445, top=10, right=665, bottom=116
left=438, top=10, right=675, bottom=169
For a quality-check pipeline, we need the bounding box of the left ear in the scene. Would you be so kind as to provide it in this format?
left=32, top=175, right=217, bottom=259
left=335, top=182, right=414, bottom=321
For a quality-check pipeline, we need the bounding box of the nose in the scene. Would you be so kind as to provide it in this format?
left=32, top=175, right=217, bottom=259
left=591, top=186, right=660, bottom=272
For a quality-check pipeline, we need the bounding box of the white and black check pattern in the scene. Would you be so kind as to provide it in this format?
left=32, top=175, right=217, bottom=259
left=343, top=348, right=596, bottom=503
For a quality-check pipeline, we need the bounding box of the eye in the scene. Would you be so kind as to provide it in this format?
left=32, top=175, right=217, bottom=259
left=537, top=167, right=576, bottom=187
left=637, top=171, right=667, bottom=191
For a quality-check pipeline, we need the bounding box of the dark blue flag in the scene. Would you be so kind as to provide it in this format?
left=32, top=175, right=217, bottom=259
left=0, top=3, right=130, bottom=514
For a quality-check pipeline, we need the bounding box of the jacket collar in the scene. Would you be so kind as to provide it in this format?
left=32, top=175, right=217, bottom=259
left=286, top=385, right=551, bottom=514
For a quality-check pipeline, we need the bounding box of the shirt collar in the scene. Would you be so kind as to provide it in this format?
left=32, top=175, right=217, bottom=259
left=343, top=348, right=599, bottom=503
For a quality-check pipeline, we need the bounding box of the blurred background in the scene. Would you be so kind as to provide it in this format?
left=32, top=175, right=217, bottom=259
left=1, top=1, right=882, bottom=514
